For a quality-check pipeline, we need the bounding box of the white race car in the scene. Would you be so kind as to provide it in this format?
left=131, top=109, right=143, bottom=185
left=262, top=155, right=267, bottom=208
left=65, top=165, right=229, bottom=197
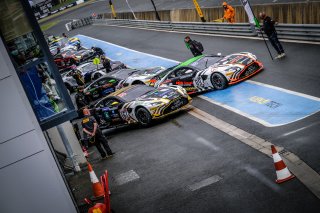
left=123, top=67, right=166, bottom=86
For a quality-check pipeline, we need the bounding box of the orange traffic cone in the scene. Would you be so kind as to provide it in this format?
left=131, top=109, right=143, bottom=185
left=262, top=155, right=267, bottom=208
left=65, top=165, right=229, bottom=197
left=271, top=145, right=295, bottom=184
left=88, top=162, right=105, bottom=198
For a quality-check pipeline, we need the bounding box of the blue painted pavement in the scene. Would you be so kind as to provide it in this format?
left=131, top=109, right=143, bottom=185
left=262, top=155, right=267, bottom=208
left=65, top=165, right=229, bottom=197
left=202, top=82, right=320, bottom=126
left=74, top=34, right=320, bottom=126
left=76, top=34, right=178, bottom=69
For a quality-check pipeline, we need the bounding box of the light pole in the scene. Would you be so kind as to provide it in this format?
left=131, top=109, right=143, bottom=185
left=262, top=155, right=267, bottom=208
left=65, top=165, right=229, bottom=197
left=150, top=0, right=161, bottom=21
left=125, top=0, right=137, bottom=20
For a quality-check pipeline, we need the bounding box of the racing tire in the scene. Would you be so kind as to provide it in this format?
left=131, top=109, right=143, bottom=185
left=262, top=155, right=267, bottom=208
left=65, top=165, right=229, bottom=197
left=65, top=83, right=74, bottom=93
left=93, top=72, right=102, bottom=80
left=132, top=81, right=145, bottom=85
left=210, top=73, right=228, bottom=90
left=70, top=58, right=76, bottom=65
left=135, top=107, right=152, bottom=126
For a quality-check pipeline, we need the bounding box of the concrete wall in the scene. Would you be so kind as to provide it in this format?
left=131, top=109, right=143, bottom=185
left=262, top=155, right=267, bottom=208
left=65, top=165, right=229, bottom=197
left=0, top=38, right=77, bottom=212
left=47, top=121, right=87, bottom=166
left=104, top=2, right=320, bottom=24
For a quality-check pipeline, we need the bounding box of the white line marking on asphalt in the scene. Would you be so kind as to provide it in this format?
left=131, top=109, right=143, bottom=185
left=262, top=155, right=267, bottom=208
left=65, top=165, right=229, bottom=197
left=247, top=80, right=320, bottom=101
left=282, top=122, right=320, bottom=137
left=114, top=170, right=140, bottom=186
left=188, top=175, right=222, bottom=191
left=188, top=107, right=320, bottom=199
left=199, top=95, right=275, bottom=127
left=94, top=23, right=320, bottom=45
left=195, top=137, right=220, bottom=151
left=244, top=166, right=281, bottom=192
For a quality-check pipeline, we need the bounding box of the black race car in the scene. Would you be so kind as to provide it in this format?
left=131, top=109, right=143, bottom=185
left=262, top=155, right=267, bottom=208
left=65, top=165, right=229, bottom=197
left=83, top=69, right=138, bottom=101
left=92, top=85, right=192, bottom=129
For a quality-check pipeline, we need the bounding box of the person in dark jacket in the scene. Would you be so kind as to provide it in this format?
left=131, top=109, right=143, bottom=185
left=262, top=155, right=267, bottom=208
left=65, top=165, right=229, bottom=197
left=259, top=12, right=285, bottom=59
left=184, top=36, right=203, bottom=57
left=101, top=55, right=112, bottom=73
left=75, top=87, right=89, bottom=111
left=82, top=107, right=114, bottom=159
left=91, top=46, right=105, bottom=57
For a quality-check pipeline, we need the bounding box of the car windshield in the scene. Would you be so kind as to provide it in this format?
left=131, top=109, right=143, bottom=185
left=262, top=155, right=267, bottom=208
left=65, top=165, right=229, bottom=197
left=109, top=69, right=137, bottom=80
left=135, top=67, right=164, bottom=75
left=76, top=50, right=87, bottom=55
left=116, top=85, right=155, bottom=102
left=154, top=66, right=177, bottom=80
left=141, top=87, right=178, bottom=99
left=62, top=50, right=74, bottom=57
left=190, top=56, right=222, bottom=70
left=82, top=63, right=97, bottom=72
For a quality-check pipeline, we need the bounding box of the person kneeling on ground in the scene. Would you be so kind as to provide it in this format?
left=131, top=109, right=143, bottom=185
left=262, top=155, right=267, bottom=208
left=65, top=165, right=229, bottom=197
left=259, top=12, right=285, bottom=59
left=81, top=107, right=114, bottom=159
left=184, top=36, right=204, bottom=57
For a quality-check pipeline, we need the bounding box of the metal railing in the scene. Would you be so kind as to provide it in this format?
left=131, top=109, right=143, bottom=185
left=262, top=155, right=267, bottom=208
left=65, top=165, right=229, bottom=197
left=65, top=17, right=94, bottom=31
left=93, top=19, right=320, bottom=42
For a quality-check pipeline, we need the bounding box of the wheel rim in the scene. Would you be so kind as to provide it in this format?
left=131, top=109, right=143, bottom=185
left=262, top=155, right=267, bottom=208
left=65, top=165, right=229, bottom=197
left=138, top=110, right=149, bottom=124
left=212, top=75, right=223, bottom=88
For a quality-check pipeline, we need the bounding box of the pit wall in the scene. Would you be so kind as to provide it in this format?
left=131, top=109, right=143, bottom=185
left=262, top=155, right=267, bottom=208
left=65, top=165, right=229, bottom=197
left=104, top=2, right=320, bottom=24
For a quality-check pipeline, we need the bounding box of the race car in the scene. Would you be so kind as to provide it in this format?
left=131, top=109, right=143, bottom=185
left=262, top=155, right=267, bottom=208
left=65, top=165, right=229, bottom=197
left=155, top=52, right=263, bottom=94
left=49, top=37, right=81, bottom=49
left=77, top=60, right=126, bottom=74
left=92, top=85, right=192, bottom=128
left=62, top=69, right=86, bottom=92
left=54, top=55, right=78, bottom=71
left=148, top=55, right=211, bottom=87
left=122, top=67, right=166, bottom=85
left=83, top=68, right=139, bottom=101
left=72, top=49, right=96, bottom=63
left=63, top=62, right=128, bottom=93
left=57, top=49, right=95, bottom=63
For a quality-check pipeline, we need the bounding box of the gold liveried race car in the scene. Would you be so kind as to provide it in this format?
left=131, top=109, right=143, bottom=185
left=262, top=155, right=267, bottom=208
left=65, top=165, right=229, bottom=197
left=92, top=85, right=192, bottom=128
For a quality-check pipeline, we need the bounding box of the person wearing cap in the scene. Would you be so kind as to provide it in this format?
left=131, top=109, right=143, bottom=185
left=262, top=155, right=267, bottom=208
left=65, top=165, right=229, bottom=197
left=75, top=86, right=89, bottom=111
left=184, top=36, right=203, bottom=57
left=101, top=55, right=112, bottom=73
left=222, top=2, right=235, bottom=23
left=81, top=107, right=114, bottom=159
left=259, top=12, right=285, bottom=59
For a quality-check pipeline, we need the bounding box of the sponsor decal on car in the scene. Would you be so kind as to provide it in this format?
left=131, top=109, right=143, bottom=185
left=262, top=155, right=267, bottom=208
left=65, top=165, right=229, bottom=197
left=118, top=92, right=127, bottom=98
left=102, top=88, right=115, bottom=95
left=185, top=87, right=197, bottom=91
left=176, top=81, right=193, bottom=85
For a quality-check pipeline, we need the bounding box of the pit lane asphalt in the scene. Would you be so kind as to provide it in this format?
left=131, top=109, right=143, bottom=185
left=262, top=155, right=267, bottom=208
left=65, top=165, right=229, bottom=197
left=47, top=25, right=320, bottom=212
